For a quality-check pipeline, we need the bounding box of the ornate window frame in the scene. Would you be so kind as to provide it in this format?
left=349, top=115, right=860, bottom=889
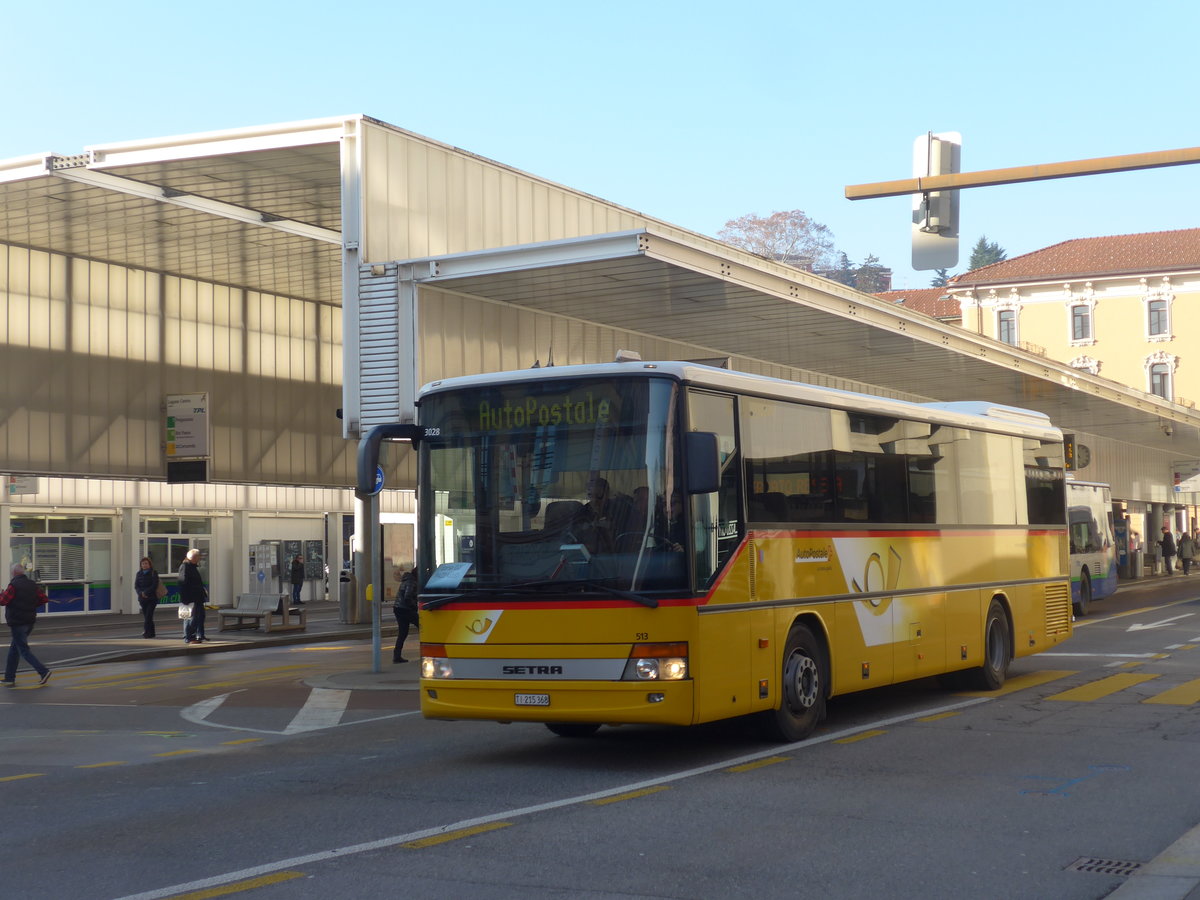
left=1069, top=355, right=1101, bottom=375
left=1145, top=350, right=1178, bottom=400
left=993, top=289, right=1021, bottom=346
left=1142, top=277, right=1174, bottom=342
left=1064, top=282, right=1097, bottom=347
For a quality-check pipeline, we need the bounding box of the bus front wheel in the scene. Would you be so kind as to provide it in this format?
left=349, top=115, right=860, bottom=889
left=1074, top=570, right=1092, bottom=617
left=966, top=600, right=1011, bottom=691
left=760, top=623, right=827, bottom=742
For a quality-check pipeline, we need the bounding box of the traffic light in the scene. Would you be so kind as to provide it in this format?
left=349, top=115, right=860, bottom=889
left=911, top=132, right=961, bottom=270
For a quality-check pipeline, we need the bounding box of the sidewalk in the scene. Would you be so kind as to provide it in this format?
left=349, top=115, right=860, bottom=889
left=33, top=599, right=394, bottom=667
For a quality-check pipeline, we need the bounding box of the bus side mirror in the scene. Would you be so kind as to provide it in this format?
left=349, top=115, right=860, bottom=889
left=685, top=431, right=721, bottom=495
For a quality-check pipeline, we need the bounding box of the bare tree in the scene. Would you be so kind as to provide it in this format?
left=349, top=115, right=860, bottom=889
left=718, top=210, right=837, bottom=271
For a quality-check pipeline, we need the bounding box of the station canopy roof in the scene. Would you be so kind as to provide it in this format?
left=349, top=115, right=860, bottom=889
left=0, top=116, right=1195, bottom=455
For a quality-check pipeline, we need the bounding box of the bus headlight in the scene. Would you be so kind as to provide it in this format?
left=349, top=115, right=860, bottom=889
left=420, top=657, right=454, bottom=679
left=622, top=642, right=688, bottom=681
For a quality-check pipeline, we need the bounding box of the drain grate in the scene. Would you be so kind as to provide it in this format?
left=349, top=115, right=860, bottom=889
left=1066, top=857, right=1144, bottom=877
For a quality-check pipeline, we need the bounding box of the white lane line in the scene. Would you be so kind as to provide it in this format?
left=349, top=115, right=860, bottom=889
left=113, top=694, right=991, bottom=900
left=283, top=688, right=351, bottom=734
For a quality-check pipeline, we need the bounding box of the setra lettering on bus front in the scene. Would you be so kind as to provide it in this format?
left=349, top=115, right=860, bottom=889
left=503, top=665, right=565, bottom=675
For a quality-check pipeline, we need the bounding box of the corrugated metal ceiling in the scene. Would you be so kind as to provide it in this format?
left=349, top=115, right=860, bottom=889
left=0, top=144, right=341, bottom=304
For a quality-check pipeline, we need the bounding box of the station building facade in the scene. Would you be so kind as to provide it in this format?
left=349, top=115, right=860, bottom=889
left=1, top=116, right=1194, bottom=615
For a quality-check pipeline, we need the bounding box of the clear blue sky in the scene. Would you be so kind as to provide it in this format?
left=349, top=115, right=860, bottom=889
left=4, top=0, right=1198, bottom=288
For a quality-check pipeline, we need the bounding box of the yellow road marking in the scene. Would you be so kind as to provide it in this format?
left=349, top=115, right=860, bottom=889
left=960, top=669, right=1076, bottom=697
left=1047, top=673, right=1160, bottom=702
left=1177, top=644, right=1196, bottom=651
left=221, top=738, right=262, bottom=745
left=402, top=822, right=511, bottom=848
left=165, top=871, right=306, bottom=899
left=725, top=756, right=791, bottom=773
left=292, top=646, right=354, bottom=651
left=1144, top=679, right=1200, bottom=705
left=590, top=786, right=671, bottom=804
left=76, top=761, right=126, bottom=768
left=835, top=729, right=886, bottom=744
left=1116, top=661, right=1144, bottom=669
left=916, top=711, right=960, bottom=722
left=0, top=773, right=45, bottom=782
left=154, top=750, right=201, bottom=757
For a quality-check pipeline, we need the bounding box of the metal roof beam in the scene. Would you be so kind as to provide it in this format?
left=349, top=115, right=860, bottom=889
left=47, top=160, right=342, bottom=245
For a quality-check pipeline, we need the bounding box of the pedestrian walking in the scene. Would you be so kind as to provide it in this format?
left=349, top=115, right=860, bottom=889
left=1, top=563, right=52, bottom=686
left=1180, top=532, right=1196, bottom=575
left=1160, top=526, right=1177, bottom=575
left=179, top=548, right=208, bottom=644
left=289, top=555, right=305, bottom=605
left=393, top=568, right=418, bottom=663
left=135, top=556, right=162, bottom=638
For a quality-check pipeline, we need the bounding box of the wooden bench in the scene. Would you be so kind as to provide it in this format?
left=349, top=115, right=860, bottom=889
left=218, top=593, right=307, bottom=633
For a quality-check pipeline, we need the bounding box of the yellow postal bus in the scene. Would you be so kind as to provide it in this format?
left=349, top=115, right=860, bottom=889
left=415, top=360, right=1072, bottom=741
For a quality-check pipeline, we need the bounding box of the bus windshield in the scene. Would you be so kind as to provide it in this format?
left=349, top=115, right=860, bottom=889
left=417, top=376, right=688, bottom=595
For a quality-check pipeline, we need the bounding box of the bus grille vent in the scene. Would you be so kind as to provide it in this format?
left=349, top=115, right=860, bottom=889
left=747, top=539, right=757, bottom=599
left=1044, top=583, right=1072, bottom=635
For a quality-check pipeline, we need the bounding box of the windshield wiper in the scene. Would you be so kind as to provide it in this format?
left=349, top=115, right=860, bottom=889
left=421, top=578, right=658, bottom=610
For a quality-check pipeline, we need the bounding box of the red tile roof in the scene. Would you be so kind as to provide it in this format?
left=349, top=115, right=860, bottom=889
left=951, top=228, right=1200, bottom=286
left=873, top=287, right=959, bottom=320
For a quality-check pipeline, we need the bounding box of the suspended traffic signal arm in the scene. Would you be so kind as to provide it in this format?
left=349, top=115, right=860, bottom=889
left=847, top=145, right=1200, bottom=201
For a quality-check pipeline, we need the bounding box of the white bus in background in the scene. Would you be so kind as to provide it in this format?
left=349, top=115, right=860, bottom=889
left=1066, top=480, right=1117, bottom=615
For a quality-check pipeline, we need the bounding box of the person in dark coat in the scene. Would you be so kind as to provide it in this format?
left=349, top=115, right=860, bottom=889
left=289, top=555, right=305, bottom=605
left=134, top=556, right=161, bottom=638
left=1160, top=526, right=1177, bottom=575
left=393, top=568, right=418, bottom=663
left=1, top=563, right=51, bottom=686
left=179, top=548, right=208, bottom=644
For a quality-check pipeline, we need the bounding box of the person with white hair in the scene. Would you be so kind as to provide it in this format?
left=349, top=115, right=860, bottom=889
left=178, top=549, right=209, bottom=644
left=1, top=563, right=52, bottom=686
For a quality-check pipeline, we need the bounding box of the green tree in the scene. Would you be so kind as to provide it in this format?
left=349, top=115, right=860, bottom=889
left=968, top=236, right=1007, bottom=270
left=718, top=209, right=838, bottom=271
left=854, top=254, right=890, bottom=293
left=930, top=268, right=951, bottom=287
left=826, top=251, right=857, bottom=287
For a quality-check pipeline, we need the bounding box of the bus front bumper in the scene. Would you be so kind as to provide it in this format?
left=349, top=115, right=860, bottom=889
left=419, top=679, right=695, bottom=726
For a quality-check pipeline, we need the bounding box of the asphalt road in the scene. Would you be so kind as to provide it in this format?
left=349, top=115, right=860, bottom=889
left=4, top=578, right=1200, bottom=900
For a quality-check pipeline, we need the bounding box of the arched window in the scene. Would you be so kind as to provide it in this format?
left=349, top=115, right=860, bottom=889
left=1149, top=363, right=1171, bottom=400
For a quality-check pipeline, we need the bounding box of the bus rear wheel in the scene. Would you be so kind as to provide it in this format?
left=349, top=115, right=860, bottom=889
left=966, top=600, right=1011, bottom=690
left=760, top=623, right=826, bottom=742
left=1074, top=570, right=1092, bottom=617
left=545, top=723, right=601, bottom=738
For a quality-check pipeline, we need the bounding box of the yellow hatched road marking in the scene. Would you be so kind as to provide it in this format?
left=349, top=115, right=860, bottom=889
left=961, top=669, right=1076, bottom=697
left=76, top=761, right=126, bottom=768
left=164, top=871, right=306, bottom=899
left=192, top=665, right=313, bottom=690
left=1177, top=644, right=1197, bottom=651
left=221, top=738, right=262, bottom=745
left=154, top=750, right=201, bottom=757
left=1116, top=661, right=1144, bottom=669
left=590, top=785, right=671, bottom=804
left=725, top=756, right=791, bottom=773
left=917, top=711, right=960, bottom=722
left=835, top=729, right=886, bottom=744
left=1143, top=679, right=1200, bottom=705
left=1047, top=673, right=1160, bottom=702
left=402, top=822, right=511, bottom=848
left=0, top=773, right=45, bottom=782
left=68, top=665, right=207, bottom=689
